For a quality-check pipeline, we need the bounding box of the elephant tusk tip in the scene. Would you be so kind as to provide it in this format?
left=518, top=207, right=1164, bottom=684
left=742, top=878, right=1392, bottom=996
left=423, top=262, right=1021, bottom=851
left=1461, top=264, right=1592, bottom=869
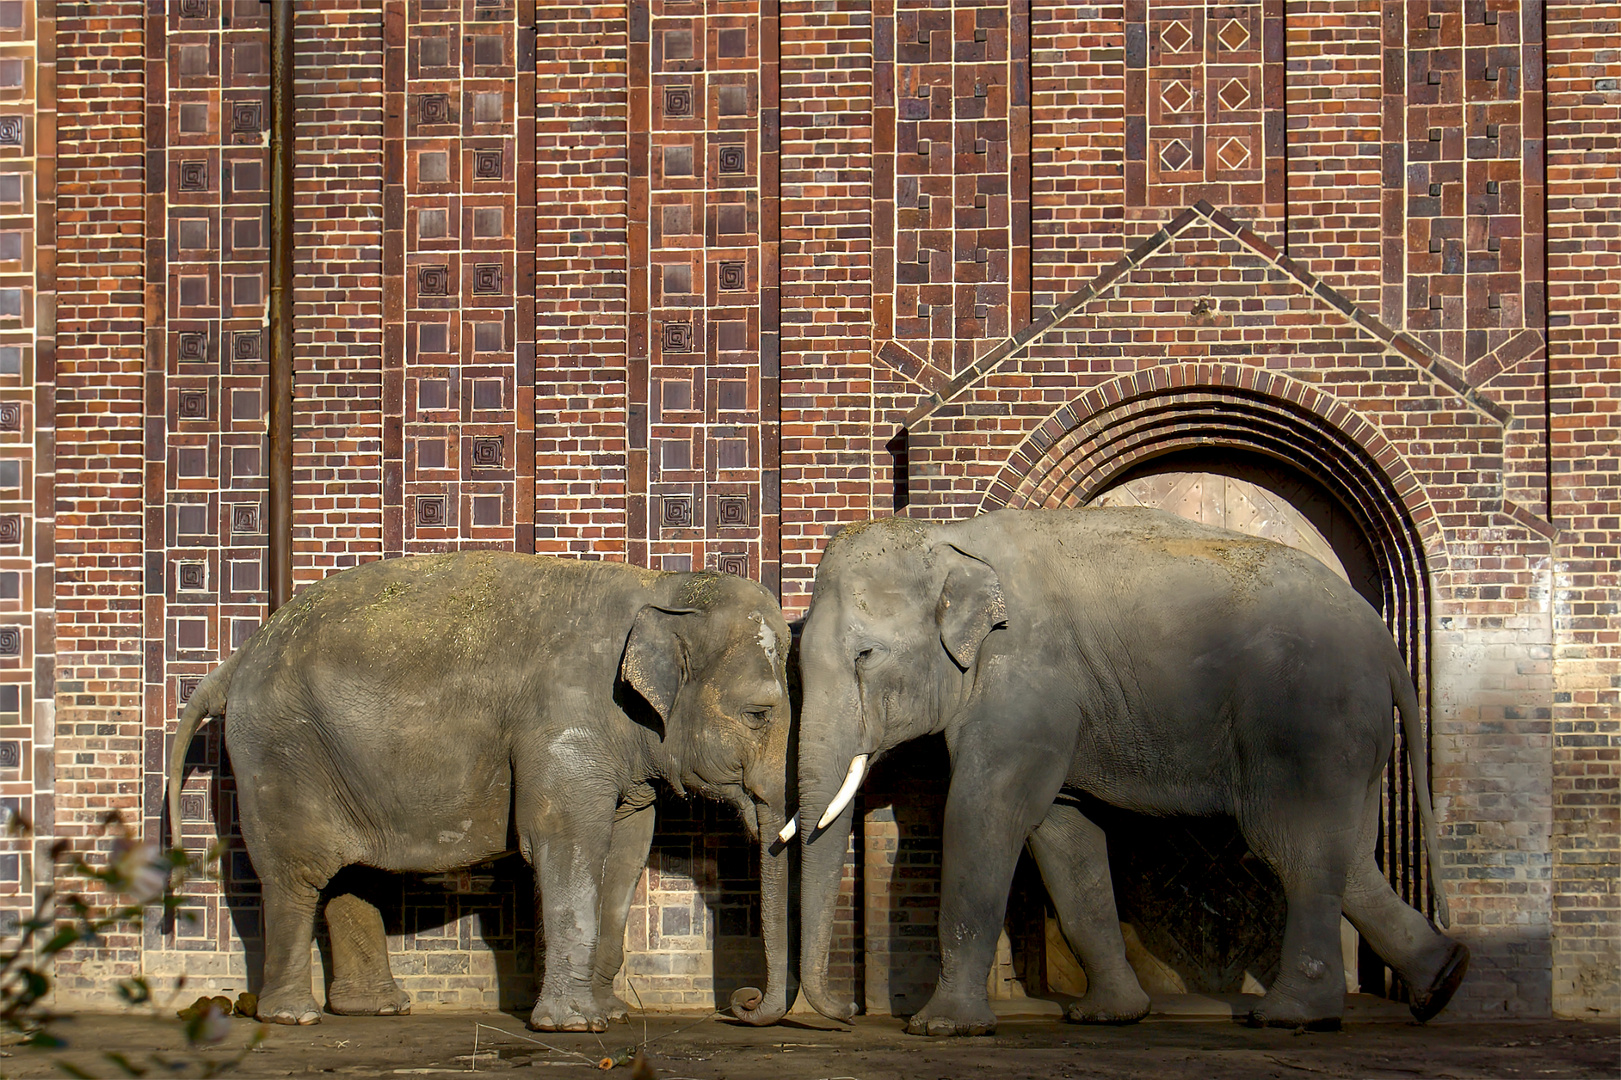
left=776, top=816, right=797, bottom=844
left=815, top=754, right=870, bottom=830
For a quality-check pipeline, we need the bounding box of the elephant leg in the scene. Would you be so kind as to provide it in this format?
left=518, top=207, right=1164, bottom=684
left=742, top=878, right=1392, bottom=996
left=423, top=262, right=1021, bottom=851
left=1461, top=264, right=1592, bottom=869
left=1027, top=800, right=1151, bottom=1024
left=590, top=801, right=656, bottom=1024
left=1239, top=805, right=1354, bottom=1030
left=908, top=728, right=1069, bottom=1037
left=325, top=890, right=411, bottom=1016
left=1340, top=783, right=1468, bottom=1022
left=256, top=872, right=326, bottom=1025
left=519, top=780, right=616, bottom=1033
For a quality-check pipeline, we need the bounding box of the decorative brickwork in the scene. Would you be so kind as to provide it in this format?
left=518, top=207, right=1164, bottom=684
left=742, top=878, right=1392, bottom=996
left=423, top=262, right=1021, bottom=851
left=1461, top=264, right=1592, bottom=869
left=874, top=0, right=1032, bottom=375
left=1124, top=0, right=1283, bottom=210
left=626, top=0, right=780, bottom=586
left=0, top=0, right=49, bottom=952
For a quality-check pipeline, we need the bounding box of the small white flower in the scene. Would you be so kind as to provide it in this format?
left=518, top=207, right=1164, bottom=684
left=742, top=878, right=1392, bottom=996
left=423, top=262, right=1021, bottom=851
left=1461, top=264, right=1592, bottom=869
left=194, top=1002, right=232, bottom=1046
left=111, top=840, right=170, bottom=905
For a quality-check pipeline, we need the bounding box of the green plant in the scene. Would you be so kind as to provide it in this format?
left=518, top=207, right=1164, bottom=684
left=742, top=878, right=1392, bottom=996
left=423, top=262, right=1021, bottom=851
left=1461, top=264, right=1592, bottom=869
left=0, top=810, right=262, bottom=1077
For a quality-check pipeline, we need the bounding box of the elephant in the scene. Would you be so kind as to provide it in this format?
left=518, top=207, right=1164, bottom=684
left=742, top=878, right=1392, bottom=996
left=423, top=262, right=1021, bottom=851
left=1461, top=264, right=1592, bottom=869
left=789, top=508, right=1469, bottom=1035
left=167, top=551, right=793, bottom=1031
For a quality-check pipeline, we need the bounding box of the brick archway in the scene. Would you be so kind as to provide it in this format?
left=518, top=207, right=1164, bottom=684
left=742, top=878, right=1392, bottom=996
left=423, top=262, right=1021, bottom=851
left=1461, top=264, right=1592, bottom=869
left=978, top=364, right=1447, bottom=965
left=981, top=365, right=1442, bottom=636
left=981, top=365, right=1443, bottom=569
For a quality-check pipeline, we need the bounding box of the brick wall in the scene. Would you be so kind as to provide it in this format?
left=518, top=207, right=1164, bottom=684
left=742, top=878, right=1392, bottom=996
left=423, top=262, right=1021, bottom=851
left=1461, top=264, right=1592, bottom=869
left=780, top=0, right=876, bottom=615
left=532, top=3, right=630, bottom=559
left=16, top=0, right=1615, bottom=1020
left=54, top=0, right=147, bottom=995
left=1546, top=2, right=1620, bottom=1020
left=0, top=0, right=53, bottom=951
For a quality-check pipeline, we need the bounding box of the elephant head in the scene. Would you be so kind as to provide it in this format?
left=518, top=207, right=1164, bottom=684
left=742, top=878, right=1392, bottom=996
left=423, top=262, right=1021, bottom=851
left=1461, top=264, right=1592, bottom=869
left=620, top=571, right=795, bottom=1024
left=789, top=519, right=1004, bottom=1021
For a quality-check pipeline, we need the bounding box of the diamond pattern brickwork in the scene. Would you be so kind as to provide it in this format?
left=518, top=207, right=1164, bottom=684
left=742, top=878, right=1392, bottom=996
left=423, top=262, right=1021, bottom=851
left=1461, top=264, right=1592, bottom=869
left=1125, top=0, right=1283, bottom=210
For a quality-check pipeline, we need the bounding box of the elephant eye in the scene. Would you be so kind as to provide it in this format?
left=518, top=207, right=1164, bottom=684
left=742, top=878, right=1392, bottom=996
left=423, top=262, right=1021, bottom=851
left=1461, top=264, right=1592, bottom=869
left=742, top=706, right=771, bottom=729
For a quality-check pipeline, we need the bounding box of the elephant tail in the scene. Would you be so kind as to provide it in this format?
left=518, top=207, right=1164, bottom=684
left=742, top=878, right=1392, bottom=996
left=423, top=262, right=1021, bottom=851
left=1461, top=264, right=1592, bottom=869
left=167, top=648, right=245, bottom=851
left=1393, top=664, right=1450, bottom=928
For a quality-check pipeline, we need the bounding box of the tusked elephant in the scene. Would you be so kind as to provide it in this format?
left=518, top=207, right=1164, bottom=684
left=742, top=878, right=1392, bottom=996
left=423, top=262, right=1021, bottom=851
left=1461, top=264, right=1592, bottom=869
left=788, top=508, right=1468, bottom=1035
left=168, top=551, right=793, bottom=1031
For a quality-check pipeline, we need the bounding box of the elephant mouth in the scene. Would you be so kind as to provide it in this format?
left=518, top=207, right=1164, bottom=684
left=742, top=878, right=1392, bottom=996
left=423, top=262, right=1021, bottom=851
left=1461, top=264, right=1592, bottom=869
left=697, top=782, right=763, bottom=841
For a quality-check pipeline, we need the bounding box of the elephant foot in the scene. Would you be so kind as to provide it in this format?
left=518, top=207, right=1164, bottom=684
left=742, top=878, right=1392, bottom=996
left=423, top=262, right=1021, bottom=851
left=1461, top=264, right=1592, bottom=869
left=328, top=978, right=411, bottom=1017
left=255, top=987, right=322, bottom=1026
left=904, top=993, right=997, bottom=1037
left=1408, top=941, right=1469, bottom=1024
left=1246, top=948, right=1346, bottom=1031
left=1246, top=990, right=1343, bottom=1032
left=1065, top=985, right=1151, bottom=1025
left=530, top=994, right=608, bottom=1033
left=594, top=991, right=631, bottom=1025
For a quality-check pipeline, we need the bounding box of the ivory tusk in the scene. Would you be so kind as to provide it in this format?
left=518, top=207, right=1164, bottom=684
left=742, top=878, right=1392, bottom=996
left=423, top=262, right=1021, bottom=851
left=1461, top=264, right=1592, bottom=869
left=816, top=754, right=869, bottom=830
left=777, top=816, right=798, bottom=843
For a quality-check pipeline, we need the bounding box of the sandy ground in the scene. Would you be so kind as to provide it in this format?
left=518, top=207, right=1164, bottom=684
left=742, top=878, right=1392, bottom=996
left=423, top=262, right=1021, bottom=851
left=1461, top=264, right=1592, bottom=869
left=3, top=1006, right=1616, bottom=1080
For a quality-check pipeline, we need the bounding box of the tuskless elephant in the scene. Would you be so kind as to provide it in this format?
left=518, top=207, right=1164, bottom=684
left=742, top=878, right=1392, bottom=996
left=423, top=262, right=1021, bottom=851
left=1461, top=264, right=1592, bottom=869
left=168, top=551, right=793, bottom=1031
left=789, top=508, right=1468, bottom=1035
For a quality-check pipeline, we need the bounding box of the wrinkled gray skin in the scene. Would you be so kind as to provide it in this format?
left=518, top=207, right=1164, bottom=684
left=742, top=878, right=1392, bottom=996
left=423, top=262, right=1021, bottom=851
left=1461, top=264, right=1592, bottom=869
left=168, top=552, right=792, bottom=1031
left=796, top=509, right=1468, bottom=1035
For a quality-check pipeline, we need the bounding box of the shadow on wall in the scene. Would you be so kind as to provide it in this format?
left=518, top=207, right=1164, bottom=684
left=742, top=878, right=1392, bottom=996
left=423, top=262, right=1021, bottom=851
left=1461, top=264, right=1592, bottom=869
left=624, top=794, right=772, bottom=1013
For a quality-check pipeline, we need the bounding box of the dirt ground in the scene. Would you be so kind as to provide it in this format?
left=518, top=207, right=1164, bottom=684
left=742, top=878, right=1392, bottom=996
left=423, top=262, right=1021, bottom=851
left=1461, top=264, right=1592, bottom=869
left=4, top=1006, right=1616, bottom=1080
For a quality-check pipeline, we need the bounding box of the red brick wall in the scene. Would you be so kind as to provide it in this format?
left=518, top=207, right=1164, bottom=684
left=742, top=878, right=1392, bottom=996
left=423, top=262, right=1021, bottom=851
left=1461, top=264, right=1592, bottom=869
left=780, top=0, right=877, bottom=616
left=533, top=3, right=630, bottom=560
left=1546, top=2, right=1620, bottom=1020
left=293, top=1, right=385, bottom=580
left=1029, top=5, right=1128, bottom=308
left=1284, top=0, right=1381, bottom=308
left=52, top=0, right=148, bottom=992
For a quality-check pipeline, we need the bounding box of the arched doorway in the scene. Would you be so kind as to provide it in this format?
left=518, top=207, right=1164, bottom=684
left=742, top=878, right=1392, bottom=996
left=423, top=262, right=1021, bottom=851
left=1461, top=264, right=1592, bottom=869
left=1089, top=446, right=1381, bottom=602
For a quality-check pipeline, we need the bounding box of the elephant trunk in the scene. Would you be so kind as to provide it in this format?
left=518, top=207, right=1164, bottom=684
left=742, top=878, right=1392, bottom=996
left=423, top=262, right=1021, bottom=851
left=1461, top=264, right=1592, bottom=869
left=798, top=795, right=858, bottom=1022
left=796, top=669, right=865, bottom=1023
left=730, top=711, right=793, bottom=1025
left=729, top=801, right=791, bottom=1025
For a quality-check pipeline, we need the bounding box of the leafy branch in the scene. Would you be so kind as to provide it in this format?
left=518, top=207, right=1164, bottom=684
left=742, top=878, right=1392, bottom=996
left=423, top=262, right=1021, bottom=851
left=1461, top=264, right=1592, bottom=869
left=0, top=811, right=263, bottom=1077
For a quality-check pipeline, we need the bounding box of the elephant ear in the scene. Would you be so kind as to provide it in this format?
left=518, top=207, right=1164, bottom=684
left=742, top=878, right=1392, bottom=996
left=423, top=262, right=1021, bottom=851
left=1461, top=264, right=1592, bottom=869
left=934, top=544, right=1007, bottom=670
left=621, top=605, right=699, bottom=724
